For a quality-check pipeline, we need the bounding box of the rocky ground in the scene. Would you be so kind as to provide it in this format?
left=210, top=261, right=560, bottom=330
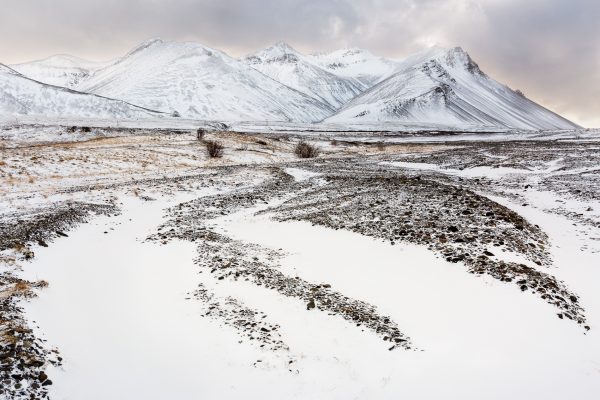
left=1, top=124, right=599, bottom=399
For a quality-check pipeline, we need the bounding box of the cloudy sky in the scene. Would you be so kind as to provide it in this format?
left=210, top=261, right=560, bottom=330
left=1, top=0, right=598, bottom=127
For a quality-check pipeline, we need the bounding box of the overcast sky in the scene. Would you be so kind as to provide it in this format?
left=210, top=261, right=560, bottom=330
left=1, top=0, right=598, bottom=127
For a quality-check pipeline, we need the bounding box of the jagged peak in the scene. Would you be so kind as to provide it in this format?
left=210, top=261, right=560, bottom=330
left=443, top=46, right=485, bottom=76
left=245, top=41, right=303, bottom=63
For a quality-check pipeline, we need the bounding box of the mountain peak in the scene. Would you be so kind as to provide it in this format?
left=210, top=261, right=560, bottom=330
left=125, top=38, right=165, bottom=56
left=265, top=41, right=301, bottom=57
left=443, top=46, right=484, bottom=75
left=245, top=41, right=303, bottom=64
left=272, top=41, right=296, bottom=51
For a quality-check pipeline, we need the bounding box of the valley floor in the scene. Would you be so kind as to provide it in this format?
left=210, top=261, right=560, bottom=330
left=1, top=125, right=599, bottom=399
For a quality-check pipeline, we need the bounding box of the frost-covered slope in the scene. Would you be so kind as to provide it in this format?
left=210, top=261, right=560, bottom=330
left=0, top=64, right=163, bottom=119
left=326, top=47, right=579, bottom=130
left=308, top=48, right=400, bottom=88
left=243, top=42, right=363, bottom=109
left=77, top=39, right=333, bottom=122
left=6, top=41, right=580, bottom=130
left=10, top=55, right=109, bottom=89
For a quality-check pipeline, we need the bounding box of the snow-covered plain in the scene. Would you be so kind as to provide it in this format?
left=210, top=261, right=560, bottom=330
left=17, top=176, right=600, bottom=400
left=1, top=127, right=598, bottom=400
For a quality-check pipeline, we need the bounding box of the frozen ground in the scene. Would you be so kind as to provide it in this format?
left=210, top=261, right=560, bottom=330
left=1, top=124, right=599, bottom=399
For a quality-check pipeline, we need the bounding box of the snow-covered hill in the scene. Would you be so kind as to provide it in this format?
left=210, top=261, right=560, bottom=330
left=10, top=55, right=109, bottom=89
left=0, top=64, right=164, bottom=119
left=4, top=39, right=580, bottom=130
left=326, top=47, right=579, bottom=130
left=77, top=39, right=333, bottom=122
left=243, top=42, right=363, bottom=109
left=307, top=48, right=400, bottom=88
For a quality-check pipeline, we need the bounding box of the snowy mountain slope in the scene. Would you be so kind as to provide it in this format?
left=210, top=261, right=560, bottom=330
left=326, top=47, right=579, bottom=130
left=10, top=55, right=109, bottom=89
left=77, top=39, right=333, bottom=122
left=243, top=42, right=363, bottom=109
left=0, top=64, right=164, bottom=119
left=308, top=48, right=401, bottom=88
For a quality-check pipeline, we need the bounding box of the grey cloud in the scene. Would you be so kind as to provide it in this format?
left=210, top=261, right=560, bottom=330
left=0, top=0, right=598, bottom=126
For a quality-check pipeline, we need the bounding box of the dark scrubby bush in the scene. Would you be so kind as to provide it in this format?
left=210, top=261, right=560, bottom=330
left=294, top=141, right=320, bottom=158
left=205, top=140, right=224, bottom=158
left=196, top=128, right=206, bottom=140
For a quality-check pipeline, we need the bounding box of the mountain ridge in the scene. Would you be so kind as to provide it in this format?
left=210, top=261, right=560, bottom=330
left=243, top=42, right=364, bottom=109
left=0, top=62, right=165, bottom=119
left=324, top=46, right=579, bottom=130
left=3, top=39, right=580, bottom=129
left=74, top=39, right=333, bottom=122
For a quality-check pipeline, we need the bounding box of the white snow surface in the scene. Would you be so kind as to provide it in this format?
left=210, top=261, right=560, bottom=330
left=0, top=64, right=164, bottom=119
left=19, top=189, right=600, bottom=400
left=10, top=55, right=110, bottom=88
left=4, top=39, right=583, bottom=130
left=326, top=47, right=580, bottom=130
left=308, top=47, right=401, bottom=87
left=243, top=42, right=364, bottom=109
left=76, top=39, right=333, bottom=122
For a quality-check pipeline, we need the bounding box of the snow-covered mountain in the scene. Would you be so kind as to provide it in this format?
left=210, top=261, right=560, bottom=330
left=243, top=42, right=363, bottom=109
left=307, top=48, right=400, bottom=88
left=4, top=39, right=580, bottom=130
left=76, top=39, right=333, bottom=122
left=326, top=47, right=579, bottom=130
left=10, top=55, right=109, bottom=89
left=0, top=63, right=163, bottom=119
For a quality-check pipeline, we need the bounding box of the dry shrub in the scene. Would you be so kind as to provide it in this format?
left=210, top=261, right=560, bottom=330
left=206, top=140, right=224, bottom=158
left=330, top=139, right=339, bottom=146
left=196, top=128, right=205, bottom=140
left=294, top=141, right=320, bottom=158
left=14, top=281, right=30, bottom=291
